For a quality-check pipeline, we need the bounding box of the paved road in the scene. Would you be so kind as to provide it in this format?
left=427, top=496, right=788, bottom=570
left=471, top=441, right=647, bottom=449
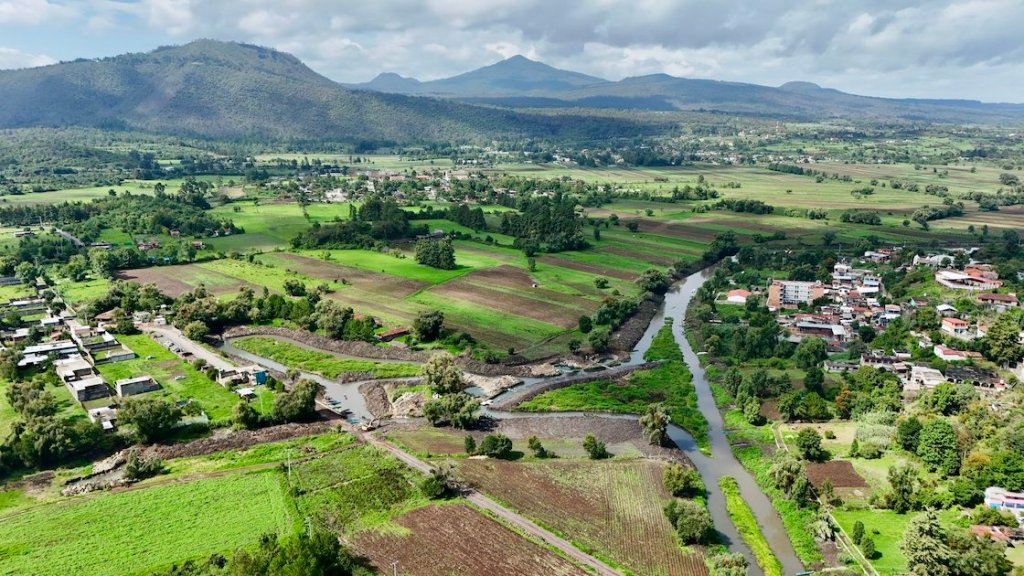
left=366, top=432, right=621, bottom=576
left=143, top=325, right=235, bottom=371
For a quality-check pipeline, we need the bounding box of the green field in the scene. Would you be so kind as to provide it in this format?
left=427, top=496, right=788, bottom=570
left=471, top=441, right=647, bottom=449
left=0, top=470, right=291, bottom=576
left=95, top=334, right=255, bottom=422
left=231, top=336, right=421, bottom=379
left=832, top=509, right=912, bottom=575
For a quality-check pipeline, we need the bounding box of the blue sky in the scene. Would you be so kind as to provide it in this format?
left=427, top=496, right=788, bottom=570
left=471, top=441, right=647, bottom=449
left=2, top=0, right=1023, bottom=102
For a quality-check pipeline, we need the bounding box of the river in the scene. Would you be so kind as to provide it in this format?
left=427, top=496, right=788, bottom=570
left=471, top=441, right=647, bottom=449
left=221, top=268, right=805, bottom=574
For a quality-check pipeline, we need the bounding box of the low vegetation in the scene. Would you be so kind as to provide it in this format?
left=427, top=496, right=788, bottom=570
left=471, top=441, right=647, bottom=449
left=719, top=476, right=783, bottom=576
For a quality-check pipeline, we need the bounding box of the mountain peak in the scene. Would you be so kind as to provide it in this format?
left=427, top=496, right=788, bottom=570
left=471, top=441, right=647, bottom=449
left=779, top=81, right=823, bottom=92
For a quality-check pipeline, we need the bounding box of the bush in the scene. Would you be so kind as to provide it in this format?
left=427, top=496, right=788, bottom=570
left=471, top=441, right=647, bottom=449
left=583, top=434, right=609, bottom=459
left=271, top=379, right=319, bottom=424
left=860, top=536, right=876, bottom=559
left=664, top=462, right=704, bottom=497
left=463, top=435, right=476, bottom=455
left=852, top=520, right=865, bottom=545
left=527, top=435, right=550, bottom=458
left=666, top=499, right=713, bottom=544
left=232, top=401, right=262, bottom=430
left=123, top=452, right=165, bottom=481
left=119, top=397, right=183, bottom=443
left=796, top=428, right=828, bottom=462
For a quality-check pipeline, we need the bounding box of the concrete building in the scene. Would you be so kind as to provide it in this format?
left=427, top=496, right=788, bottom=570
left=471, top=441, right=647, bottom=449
left=67, top=375, right=111, bottom=403
left=985, top=487, right=1024, bottom=524
left=726, top=289, right=751, bottom=304
left=115, top=375, right=161, bottom=398
left=767, top=280, right=827, bottom=309
left=941, top=317, right=973, bottom=339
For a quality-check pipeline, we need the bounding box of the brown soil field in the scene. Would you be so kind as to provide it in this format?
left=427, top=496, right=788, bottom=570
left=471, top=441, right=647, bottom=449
left=354, top=504, right=589, bottom=576
left=117, top=267, right=196, bottom=297
left=427, top=281, right=581, bottom=329
left=270, top=253, right=428, bottom=297
left=465, top=265, right=589, bottom=306
left=458, top=458, right=708, bottom=576
left=806, top=460, right=869, bottom=489
left=539, top=255, right=637, bottom=280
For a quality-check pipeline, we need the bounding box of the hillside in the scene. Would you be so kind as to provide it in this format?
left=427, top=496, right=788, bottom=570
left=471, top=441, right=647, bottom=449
left=0, top=41, right=655, bottom=142
left=354, top=56, right=1024, bottom=123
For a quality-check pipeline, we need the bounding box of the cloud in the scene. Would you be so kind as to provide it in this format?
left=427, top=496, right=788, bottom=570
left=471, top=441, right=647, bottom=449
left=0, top=46, right=55, bottom=69
left=4, top=0, right=1024, bottom=100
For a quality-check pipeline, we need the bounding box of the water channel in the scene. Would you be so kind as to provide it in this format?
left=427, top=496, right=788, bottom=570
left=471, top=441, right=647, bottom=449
left=221, top=268, right=805, bottom=574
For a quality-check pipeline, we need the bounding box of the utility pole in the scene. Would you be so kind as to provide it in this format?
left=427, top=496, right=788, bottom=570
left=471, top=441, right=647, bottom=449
left=390, top=561, right=398, bottom=576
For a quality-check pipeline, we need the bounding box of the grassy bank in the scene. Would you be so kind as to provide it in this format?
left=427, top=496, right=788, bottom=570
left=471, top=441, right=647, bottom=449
left=519, top=319, right=710, bottom=452
left=719, top=476, right=783, bottom=576
left=231, top=336, right=421, bottom=379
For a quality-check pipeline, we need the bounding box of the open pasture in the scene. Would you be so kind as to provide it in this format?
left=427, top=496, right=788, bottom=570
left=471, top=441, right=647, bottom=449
left=458, top=458, right=708, bottom=576
left=355, top=503, right=590, bottom=576
left=0, top=470, right=291, bottom=576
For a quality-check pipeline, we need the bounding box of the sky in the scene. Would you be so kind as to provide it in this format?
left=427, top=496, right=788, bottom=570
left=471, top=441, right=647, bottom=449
left=1, top=0, right=1023, bottom=102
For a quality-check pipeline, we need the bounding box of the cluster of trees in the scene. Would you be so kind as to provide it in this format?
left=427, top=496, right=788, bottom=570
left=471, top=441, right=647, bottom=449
left=292, top=197, right=424, bottom=248
left=421, top=354, right=480, bottom=429
left=911, top=203, right=964, bottom=228
left=445, top=204, right=487, bottom=230
left=499, top=195, right=588, bottom=254
left=414, top=238, right=456, bottom=270
left=171, top=283, right=376, bottom=342
left=839, top=210, right=882, bottom=225
left=712, top=198, right=774, bottom=214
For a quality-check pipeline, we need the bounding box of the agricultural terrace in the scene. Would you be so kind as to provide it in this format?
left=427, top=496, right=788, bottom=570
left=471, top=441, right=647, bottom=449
left=95, top=333, right=273, bottom=423
left=0, top=470, right=291, bottom=576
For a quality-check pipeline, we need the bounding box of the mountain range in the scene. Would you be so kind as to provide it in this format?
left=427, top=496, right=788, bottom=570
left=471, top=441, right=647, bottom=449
left=350, top=55, right=1024, bottom=123
left=0, top=40, right=1022, bottom=145
left=0, top=40, right=655, bottom=143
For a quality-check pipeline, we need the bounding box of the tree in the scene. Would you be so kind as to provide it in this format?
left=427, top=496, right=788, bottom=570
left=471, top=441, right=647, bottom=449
left=283, top=278, right=307, bottom=296
left=421, top=353, right=465, bottom=394
left=664, top=462, right=703, bottom=497
left=918, top=419, right=961, bottom=475
left=182, top=320, right=208, bottom=342
left=310, top=300, right=353, bottom=340
left=796, top=428, right=827, bottom=461
left=583, top=434, right=609, bottom=459
left=888, top=465, right=919, bottom=514
left=636, top=269, right=670, bottom=294
left=897, top=417, right=923, bottom=452
left=413, top=310, right=445, bottom=342
left=226, top=529, right=365, bottom=576
left=707, top=552, right=747, bottom=576
left=111, top=307, right=137, bottom=335
left=852, top=520, right=865, bottom=545
left=985, top=311, right=1024, bottom=366
left=464, top=435, right=476, bottom=455
left=588, top=328, right=610, bottom=353
left=902, top=511, right=956, bottom=576
left=479, top=434, right=513, bottom=458
left=794, top=337, right=828, bottom=369
left=803, top=366, right=825, bottom=395
left=271, top=379, right=319, bottom=423
left=415, top=238, right=456, bottom=270
left=578, top=315, right=593, bottom=334
left=420, top=463, right=457, bottom=499
left=860, top=536, right=877, bottom=559
left=232, top=401, right=261, bottom=430
left=668, top=499, right=713, bottom=544
left=640, top=403, right=669, bottom=446
left=567, top=339, right=581, bottom=354
left=119, top=397, right=182, bottom=443
left=626, top=221, right=639, bottom=233
left=422, top=393, right=479, bottom=429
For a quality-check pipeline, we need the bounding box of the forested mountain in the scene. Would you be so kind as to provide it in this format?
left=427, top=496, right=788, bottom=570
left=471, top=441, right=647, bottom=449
left=0, top=41, right=658, bottom=142
left=353, top=57, right=1024, bottom=123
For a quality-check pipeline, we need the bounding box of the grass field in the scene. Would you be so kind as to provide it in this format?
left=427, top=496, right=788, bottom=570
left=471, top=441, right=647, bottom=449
left=719, top=476, right=783, bottom=576
left=231, top=336, right=421, bottom=379
left=95, top=333, right=254, bottom=422
left=458, top=458, right=708, bottom=576
left=832, top=509, right=912, bottom=575
left=0, top=470, right=291, bottom=576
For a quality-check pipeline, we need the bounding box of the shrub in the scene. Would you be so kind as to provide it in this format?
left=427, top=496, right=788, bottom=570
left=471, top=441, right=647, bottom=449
left=583, top=434, right=609, bottom=459
left=860, top=536, right=876, bottom=559
left=478, top=434, right=513, bottom=459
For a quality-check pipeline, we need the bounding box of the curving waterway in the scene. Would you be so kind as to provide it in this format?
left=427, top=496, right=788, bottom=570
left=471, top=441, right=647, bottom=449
left=222, top=268, right=805, bottom=574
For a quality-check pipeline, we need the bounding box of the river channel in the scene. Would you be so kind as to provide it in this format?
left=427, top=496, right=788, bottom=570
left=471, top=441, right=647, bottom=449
left=221, top=268, right=805, bottom=574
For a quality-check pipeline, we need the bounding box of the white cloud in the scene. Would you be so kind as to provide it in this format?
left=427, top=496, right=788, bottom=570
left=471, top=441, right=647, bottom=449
left=0, top=46, right=55, bottom=69
left=0, top=0, right=70, bottom=24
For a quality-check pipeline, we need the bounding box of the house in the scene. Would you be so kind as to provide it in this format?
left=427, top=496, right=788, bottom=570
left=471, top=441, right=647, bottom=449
left=726, top=289, right=751, bottom=305
left=933, top=345, right=977, bottom=362
left=18, top=340, right=79, bottom=367
left=767, top=280, right=827, bottom=309
left=67, top=375, right=111, bottom=403
left=907, top=365, right=946, bottom=392
left=55, top=357, right=96, bottom=382
left=936, top=269, right=1004, bottom=291
left=87, top=406, right=117, bottom=431
left=378, top=327, right=411, bottom=342
left=861, top=351, right=905, bottom=372
left=936, top=304, right=958, bottom=317
left=824, top=360, right=859, bottom=373
left=941, top=317, right=972, bottom=339
left=977, top=293, right=1018, bottom=311
left=216, top=365, right=268, bottom=387
left=92, top=345, right=137, bottom=365
left=985, top=487, right=1024, bottom=523
left=946, top=365, right=1004, bottom=390
left=116, top=375, right=161, bottom=397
